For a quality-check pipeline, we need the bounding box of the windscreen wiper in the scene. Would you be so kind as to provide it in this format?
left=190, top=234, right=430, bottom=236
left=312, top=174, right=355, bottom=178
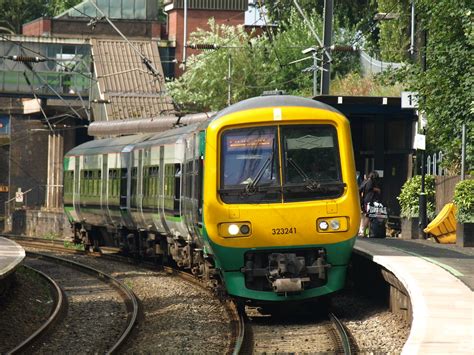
left=244, top=138, right=276, bottom=195
left=244, top=157, right=272, bottom=194
left=287, top=158, right=315, bottom=185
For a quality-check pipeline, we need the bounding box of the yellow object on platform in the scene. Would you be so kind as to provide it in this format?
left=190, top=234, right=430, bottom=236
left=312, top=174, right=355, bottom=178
left=424, top=203, right=457, bottom=244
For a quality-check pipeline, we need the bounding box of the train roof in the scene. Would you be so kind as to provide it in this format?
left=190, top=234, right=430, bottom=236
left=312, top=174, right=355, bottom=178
left=66, top=121, right=204, bottom=156
left=212, top=95, right=342, bottom=121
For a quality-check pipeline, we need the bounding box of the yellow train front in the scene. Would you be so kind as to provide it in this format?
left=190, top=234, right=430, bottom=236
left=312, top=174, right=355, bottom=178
left=201, top=95, right=360, bottom=302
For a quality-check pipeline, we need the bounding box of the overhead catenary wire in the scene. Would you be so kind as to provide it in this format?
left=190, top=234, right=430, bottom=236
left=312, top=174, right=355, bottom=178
left=88, top=0, right=163, bottom=81
left=22, top=70, right=54, bottom=132
left=0, top=34, right=95, bottom=82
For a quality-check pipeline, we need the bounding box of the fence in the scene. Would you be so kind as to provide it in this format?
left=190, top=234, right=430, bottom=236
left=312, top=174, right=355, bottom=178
left=426, top=151, right=445, bottom=176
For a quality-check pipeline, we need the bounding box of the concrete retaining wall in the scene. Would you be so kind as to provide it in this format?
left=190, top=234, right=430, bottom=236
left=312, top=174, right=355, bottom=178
left=6, top=208, right=71, bottom=239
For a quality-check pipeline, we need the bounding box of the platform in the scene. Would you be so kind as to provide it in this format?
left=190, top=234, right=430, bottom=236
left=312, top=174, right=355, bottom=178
left=354, top=237, right=474, bottom=354
left=0, top=237, right=25, bottom=280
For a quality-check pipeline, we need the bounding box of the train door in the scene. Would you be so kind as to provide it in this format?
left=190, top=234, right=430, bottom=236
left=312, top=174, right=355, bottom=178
left=73, top=157, right=81, bottom=221
left=120, top=145, right=134, bottom=228
left=184, top=132, right=204, bottom=240
left=158, top=145, right=170, bottom=234
left=137, top=149, right=146, bottom=226
left=101, top=154, right=113, bottom=225
left=194, top=131, right=205, bottom=238
left=182, top=134, right=195, bottom=236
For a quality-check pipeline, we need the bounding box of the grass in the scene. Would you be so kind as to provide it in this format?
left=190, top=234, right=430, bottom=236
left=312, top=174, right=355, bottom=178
left=331, top=72, right=405, bottom=97
left=63, top=241, right=85, bottom=251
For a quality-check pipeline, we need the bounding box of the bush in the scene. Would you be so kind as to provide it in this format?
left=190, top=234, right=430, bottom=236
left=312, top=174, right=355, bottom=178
left=397, top=175, right=436, bottom=218
left=453, top=179, right=474, bottom=223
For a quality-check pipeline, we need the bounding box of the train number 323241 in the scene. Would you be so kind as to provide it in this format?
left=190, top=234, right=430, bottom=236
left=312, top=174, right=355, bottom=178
left=272, top=227, right=296, bottom=235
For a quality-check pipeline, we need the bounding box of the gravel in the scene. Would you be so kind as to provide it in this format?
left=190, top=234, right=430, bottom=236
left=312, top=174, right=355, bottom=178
left=38, top=251, right=233, bottom=354
left=25, top=256, right=128, bottom=353
left=2, top=247, right=409, bottom=354
left=332, top=291, right=410, bottom=353
left=0, top=266, right=53, bottom=353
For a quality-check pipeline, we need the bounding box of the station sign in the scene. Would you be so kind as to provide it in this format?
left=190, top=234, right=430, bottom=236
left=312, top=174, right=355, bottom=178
left=15, top=188, right=23, bottom=203
left=401, top=91, right=419, bottom=109
left=0, top=116, right=10, bottom=135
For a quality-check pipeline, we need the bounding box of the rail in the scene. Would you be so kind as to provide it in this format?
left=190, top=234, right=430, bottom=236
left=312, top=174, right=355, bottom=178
left=7, top=264, right=65, bottom=354
left=329, top=312, right=352, bottom=355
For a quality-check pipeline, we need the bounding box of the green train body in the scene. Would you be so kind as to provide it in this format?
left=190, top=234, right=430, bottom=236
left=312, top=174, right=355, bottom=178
left=64, top=95, right=360, bottom=303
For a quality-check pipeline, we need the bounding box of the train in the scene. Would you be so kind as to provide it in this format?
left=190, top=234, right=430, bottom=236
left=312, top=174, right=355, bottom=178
left=64, top=94, right=360, bottom=303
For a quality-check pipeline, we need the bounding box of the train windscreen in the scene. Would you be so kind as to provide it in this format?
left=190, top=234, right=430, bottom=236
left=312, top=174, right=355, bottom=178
left=219, top=124, right=344, bottom=203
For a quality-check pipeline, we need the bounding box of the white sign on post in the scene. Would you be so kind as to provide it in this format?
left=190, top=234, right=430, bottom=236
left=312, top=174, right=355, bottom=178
left=401, top=91, right=419, bottom=108
left=413, top=133, right=426, bottom=150
left=15, top=188, right=24, bottom=203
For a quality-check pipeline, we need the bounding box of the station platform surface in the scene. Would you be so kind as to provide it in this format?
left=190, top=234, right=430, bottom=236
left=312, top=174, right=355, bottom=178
left=0, top=237, right=25, bottom=280
left=354, top=237, right=474, bottom=354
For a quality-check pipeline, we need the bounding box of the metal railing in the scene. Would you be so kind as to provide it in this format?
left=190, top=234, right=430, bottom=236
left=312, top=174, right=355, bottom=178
left=426, top=151, right=445, bottom=176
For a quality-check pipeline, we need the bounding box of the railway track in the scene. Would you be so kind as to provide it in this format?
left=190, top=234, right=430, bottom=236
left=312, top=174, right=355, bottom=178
left=7, top=236, right=244, bottom=354
left=4, top=264, right=64, bottom=354
left=6, top=251, right=138, bottom=354
left=241, top=303, right=355, bottom=354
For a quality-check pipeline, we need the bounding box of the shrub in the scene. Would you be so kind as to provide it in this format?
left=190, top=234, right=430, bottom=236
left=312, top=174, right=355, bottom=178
left=397, top=175, right=436, bottom=218
left=453, top=179, right=474, bottom=223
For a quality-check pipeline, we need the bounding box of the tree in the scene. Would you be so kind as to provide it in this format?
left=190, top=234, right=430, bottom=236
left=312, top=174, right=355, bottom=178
left=0, top=0, right=46, bottom=33
left=0, top=0, right=83, bottom=34
left=408, top=0, right=473, bottom=173
left=167, top=11, right=359, bottom=112
left=375, top=0, right=411, bottom=62
left=167, top=19, right=271, bottom=111
left=46, top=0, right=83, bottom=17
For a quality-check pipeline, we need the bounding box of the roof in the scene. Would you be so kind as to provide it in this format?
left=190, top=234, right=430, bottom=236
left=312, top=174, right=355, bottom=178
left=212, top=94, right=342, bottom=121
left=66, top=122, right=203, bottom=156
left=91, top=39, right=174, bottom=121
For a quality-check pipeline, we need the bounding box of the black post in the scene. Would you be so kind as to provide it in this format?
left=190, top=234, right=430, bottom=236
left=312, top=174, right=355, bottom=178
left=418, top=25, right=428, bottom=238
left=419, top=144, right=427, bottom=237
left=321, top=0, right=333, bottom=95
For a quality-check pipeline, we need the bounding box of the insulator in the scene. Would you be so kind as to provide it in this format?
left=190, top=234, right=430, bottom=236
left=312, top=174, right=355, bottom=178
left=188, top=43, right=219, bottom=50
left=10, top=55, right=45, bottom=62
left=330, top=45, right=358, bottom=52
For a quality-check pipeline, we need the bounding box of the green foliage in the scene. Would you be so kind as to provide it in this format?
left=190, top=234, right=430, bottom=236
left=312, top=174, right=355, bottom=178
left=46, top=0, right=83, bottom=16
left=376, top=0, right=411, bottom=62
left=453, top=179, right=474, bottom=223
left=0, top=0, right=83, bottom=33
left=397, top=175, right=436, bottom=219
left=331, top=72, right=403, bottom=97
left=264, top=0, right=375, bottom=30
left=0, top=0, right=46, bottom=33
left=63, top=240, right=85, bottom=251
left=167, top=19, right=268, bottom=111
left=167, top=11, right=360, bottom=112
left=406, top=0, right=473, bottom=174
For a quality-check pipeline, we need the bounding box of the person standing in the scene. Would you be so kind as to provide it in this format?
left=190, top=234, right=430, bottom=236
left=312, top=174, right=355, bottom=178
left=358, top=171, right=381, bottom=237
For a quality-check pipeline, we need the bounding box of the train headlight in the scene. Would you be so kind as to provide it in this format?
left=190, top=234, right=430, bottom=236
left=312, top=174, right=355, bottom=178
left=219, top=222, right=252, bottom=237
left=317, top=217, right=349, bottom=233
left=240, top=224, right=251, bottom=235
left=330, top=219, right=341, bottom=230
left=228, top=224, right=240, bottom=235
left=319, top=220, right=329, bottom=231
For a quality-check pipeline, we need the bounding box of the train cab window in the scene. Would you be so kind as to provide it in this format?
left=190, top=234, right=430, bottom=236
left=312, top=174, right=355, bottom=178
left=281, top=125, right=344, bottom=202
left=220, top=124, right=344, bottom=204
left=220, top=126, right=280, bottom=204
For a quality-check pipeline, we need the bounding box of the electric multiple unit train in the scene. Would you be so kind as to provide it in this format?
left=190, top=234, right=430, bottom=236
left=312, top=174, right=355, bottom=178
left=64, top=94, right=360, bottom=302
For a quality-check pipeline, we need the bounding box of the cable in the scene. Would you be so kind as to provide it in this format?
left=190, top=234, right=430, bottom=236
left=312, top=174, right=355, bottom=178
left=257, top=0, right=283, bottom=68
left=0, top=34, right=95, bottom=82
